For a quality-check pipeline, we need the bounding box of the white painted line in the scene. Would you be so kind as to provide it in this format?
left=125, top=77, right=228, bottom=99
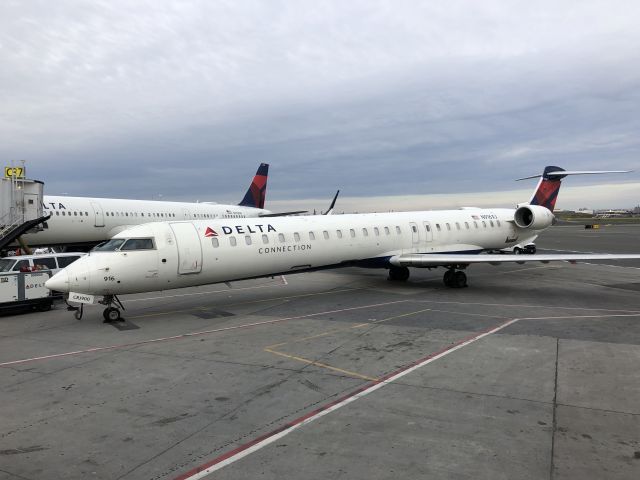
left=0, top=300, right=409, bottom=367
left=173, top=317, right=520, bottom=480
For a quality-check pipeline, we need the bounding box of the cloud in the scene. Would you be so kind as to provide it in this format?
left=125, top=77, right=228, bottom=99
left=0, top=1, right=638, bottom=207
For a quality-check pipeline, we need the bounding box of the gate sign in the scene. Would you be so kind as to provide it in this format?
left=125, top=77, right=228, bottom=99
left=4, top=167, right=25, bottom=178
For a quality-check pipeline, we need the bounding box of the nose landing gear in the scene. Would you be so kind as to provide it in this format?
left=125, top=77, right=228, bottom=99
left=99, top=295, right=125, bottom=323
left=443, top=268, right=467, bottom=288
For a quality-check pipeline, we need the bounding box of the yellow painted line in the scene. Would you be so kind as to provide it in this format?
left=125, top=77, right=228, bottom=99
left=264, top=348, right=377, bottom=381
left=264, top=307, right=435, bottom=380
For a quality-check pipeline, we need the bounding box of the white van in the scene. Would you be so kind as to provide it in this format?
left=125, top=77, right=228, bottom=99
left=0, top=253, right=85, bottom=275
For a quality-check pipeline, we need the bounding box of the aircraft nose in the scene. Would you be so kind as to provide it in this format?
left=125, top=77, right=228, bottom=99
left=45, top=269, right=70, bottom=292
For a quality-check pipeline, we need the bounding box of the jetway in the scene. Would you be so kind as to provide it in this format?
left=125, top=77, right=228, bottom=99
left=0, top=166, right=50, bottom=252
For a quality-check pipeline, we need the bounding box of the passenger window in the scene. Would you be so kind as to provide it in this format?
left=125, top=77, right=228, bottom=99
left=436, top=224, right=441, bottom=231
left=490, top=220, right=494, bottom=227
left=121, top=238, right=155, bottom=250
left=362, top=228, right=368, bottom=236
left=262, top=234, right=269, bottom=244
left=245, top=235, right=252, bottom=245
left=74, top=211, right=77, bottom=216
left=350, top=229, right=356, bottom=238
left=497, top=220, right=501, bottom=227
left=374, top=227, right=379, bottom=236
left=294, top=232, right=300, bottom=242
left=482, top=221, right=487, bottom=228
left=395, top=226, right=401, bottom=234
left=323, top=231, right=329, bottom=239
left=465, top=222, right=469, bottom=229
left=425, top=224, right=431, bottom=232
left=336, top=230, right=343, bottom=238
left=278, top=233, right=285, bottom=242
left=411, top=225, right=417, bottom=233
left=57, top=256, right=80, bottom=268
left=384, top=227, right=390, bottom=235
left=446, top=223, right=451, bottom=231
left=212, top=238, right=219, bottom=248
left=229, top=236, right=237, bottom=246
left=474, top=221, right=478, bottom=228
left=309, top=232, right=316, bottom=240
left=456, top=222, right=460, bottom=230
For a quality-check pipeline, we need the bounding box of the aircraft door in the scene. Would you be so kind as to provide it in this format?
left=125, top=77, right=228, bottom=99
left=170, top=222, right=202, bottom=274
left=90, top=202, right=105, bottom=227
left=423, top=222, right=433, bottom=242
left=182, top=209, right=191, bottom=220
left=24, top=193, right=39, bottom=220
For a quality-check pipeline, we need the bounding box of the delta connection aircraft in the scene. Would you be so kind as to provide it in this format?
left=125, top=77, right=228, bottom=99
left=16, top=163, right=303, bottom=249
left=46, top=166, right=640, bottom=322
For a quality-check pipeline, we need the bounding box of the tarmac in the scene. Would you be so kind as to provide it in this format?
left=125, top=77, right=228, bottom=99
left=1, top=224, right=639, bottom=480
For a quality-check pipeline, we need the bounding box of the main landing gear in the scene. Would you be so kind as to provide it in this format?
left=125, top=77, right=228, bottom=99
left=443, top=268, right=467, bottom=288
left=99, top=295, right=125, bottom=323
left=388, top=266, right=410, bottom=282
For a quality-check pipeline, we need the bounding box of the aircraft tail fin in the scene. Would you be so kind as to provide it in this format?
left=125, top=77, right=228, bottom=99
left=516, top=166, right=630, bottom=212
left=239, top=163, right=269, bottom=209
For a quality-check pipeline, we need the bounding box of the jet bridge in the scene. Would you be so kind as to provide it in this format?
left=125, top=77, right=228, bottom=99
left=0, top=165, right=50, bottom=252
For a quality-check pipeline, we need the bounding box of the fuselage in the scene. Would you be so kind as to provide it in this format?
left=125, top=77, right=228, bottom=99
left=19, top=195, right=271, bottom=247
left=46, top=207, right=545, bottom=295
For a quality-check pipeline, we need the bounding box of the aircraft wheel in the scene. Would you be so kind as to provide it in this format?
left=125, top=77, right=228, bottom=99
left=103, top=307, right=121, bottom=323
left=514, top=247, right=522, bottom=255
left=453, top=271, right=468, bottom=288
left=443, top=270, right=454, bottom=287
left=388, top=266, right=410, bottom=282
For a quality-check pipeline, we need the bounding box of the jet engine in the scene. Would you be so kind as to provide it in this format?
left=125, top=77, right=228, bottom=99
left=513, top=205, right=555, bottom=230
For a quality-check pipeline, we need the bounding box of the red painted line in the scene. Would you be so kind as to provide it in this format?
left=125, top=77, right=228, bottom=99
left=173, top=317, right=519, bottom=480
left=0, top=300, right=408, bottom=368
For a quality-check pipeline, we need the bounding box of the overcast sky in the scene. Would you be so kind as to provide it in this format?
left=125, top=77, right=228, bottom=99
left=1, top=1, right=639, bottom=210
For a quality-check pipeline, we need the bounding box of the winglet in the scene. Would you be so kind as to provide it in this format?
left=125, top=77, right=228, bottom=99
left=324, top=190, right=340, bottom=215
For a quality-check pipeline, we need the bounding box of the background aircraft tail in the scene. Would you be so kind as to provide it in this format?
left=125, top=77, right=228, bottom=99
left=239, top=163, right=269, bottom=209
left=517, top=166, right=630, bottom=212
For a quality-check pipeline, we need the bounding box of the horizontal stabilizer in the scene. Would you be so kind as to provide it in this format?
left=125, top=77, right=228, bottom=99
left=516, top=170, right=631, bottom=181
left=390, top=253, right=640, bottom=268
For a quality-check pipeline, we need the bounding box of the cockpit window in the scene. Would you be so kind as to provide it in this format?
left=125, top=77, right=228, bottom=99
left=93, top=239, right=126, bottom=251
left=121, top=238, right=155, bottom=251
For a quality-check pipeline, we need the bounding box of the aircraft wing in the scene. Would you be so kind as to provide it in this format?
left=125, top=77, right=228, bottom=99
left=390, top=253, right=640, bottom=268
left=259, top=210, right=307, bottom=217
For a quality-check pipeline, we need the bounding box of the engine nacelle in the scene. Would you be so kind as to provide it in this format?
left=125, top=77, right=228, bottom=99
left=513, top=205, right=555, bottom=230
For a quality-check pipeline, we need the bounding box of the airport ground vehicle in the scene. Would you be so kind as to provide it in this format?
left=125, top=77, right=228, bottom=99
left=0, top=252, right=85, bottom=275
left=0, top=270, right=54, bottom=313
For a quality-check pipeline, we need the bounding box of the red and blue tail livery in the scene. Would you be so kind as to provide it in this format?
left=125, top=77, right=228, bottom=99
left=239, top=163, right=269, bottom=209
left=518, top=166, right=630, bottom=213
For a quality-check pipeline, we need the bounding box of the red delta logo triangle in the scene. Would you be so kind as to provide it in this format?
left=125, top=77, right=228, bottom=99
left=204, top=227, right=218, bottom=237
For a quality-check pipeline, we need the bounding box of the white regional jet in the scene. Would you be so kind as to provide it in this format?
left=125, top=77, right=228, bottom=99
left=46, top=166, right=640, bottom=322
left=18, top=163, right=284, bottom=249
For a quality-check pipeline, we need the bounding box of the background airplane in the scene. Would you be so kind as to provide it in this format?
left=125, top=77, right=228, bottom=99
left=16, top=163, right=298, bottom=249
left=45, top=166, right=639, bottom=322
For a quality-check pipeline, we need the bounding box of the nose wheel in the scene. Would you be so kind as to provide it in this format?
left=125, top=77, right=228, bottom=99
left=103, top=307, right=122, bottom=322
left=100, top=295, right=126, bottom=323
left=443, top=269, right=467, bottom=288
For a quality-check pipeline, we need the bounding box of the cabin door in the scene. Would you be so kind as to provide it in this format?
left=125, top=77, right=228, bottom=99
left=170, top=222, right=203, bottom=274
left=90, top=202, right=105, bottom=227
